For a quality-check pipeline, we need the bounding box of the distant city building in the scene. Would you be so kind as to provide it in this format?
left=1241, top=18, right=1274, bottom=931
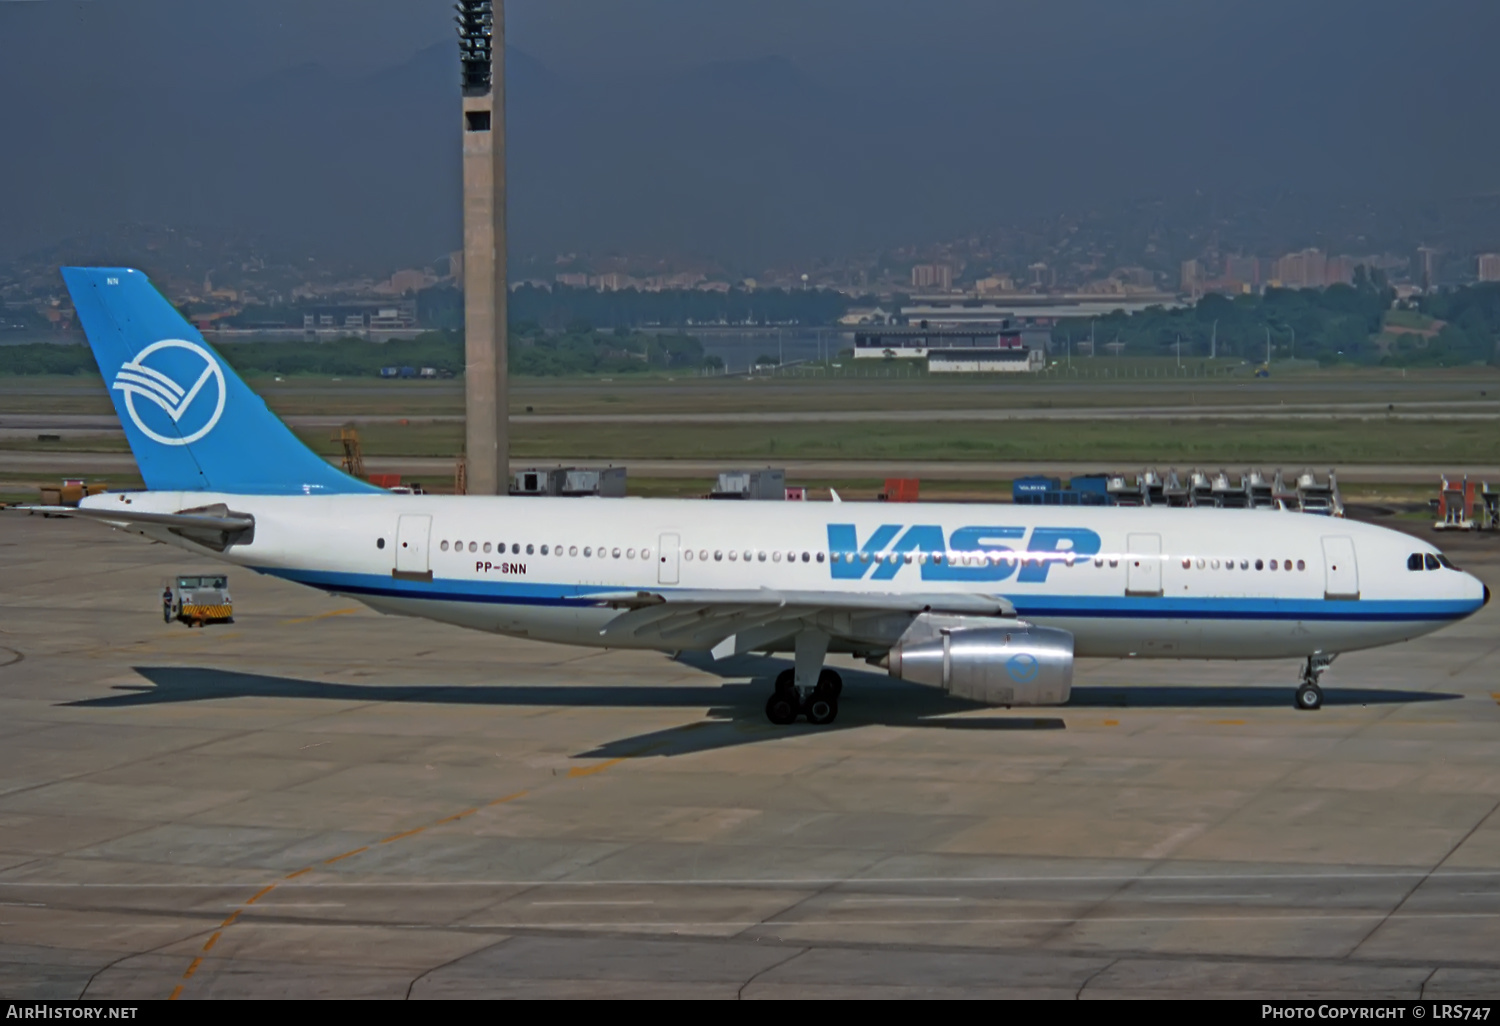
left=555, top=272, right=590, bottom=288
left=1180, top=259, right=1201, bottom=295
left=1223, top=254, right=1260, bottom=287
left=448, top=250, right=463, bottom=280
left=1478, top=253, right=1500, bottom=283
left=973, top=275, right=1014, bottom=295
left=1272, top=248, right=1327, bottom=289
left=910, top=264, right=953, bottom=291
left=1324, top=255, right=1356, bottom=287
left=379, top=269, right=436, bottom=296
left=1113, top=266, right=1156, bottom=291
left=1416, top=246, right=1442, bottom=288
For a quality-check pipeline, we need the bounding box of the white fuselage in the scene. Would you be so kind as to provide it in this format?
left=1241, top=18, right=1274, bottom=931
left=83, top=491, right=1488, bottom=661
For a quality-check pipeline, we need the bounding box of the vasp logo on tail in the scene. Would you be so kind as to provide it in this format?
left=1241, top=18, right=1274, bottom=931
left=111, top=339, right=227, bottom=446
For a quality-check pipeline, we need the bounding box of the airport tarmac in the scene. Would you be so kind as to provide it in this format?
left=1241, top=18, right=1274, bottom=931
left=2, top=513, right=1499, bottom=999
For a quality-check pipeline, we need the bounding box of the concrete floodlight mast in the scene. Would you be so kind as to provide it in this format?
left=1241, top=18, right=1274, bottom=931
left=457, top=0, right=507, bottom=494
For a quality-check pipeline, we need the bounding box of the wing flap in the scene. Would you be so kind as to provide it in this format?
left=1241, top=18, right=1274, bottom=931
left=595, top=588, right=1015, bottom=651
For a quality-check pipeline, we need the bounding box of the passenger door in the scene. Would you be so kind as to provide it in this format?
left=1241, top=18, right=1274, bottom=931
left=394, top=514, right=433, bottom=581
left=1125, top=533, right=1163, bottom=597
left=1321, top=536, right=1359, bottom=600
left=658, top=532, right=681, bottom=585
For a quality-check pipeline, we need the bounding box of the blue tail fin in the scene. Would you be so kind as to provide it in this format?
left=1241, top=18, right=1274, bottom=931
left=62, top=267, right=379, bottom=495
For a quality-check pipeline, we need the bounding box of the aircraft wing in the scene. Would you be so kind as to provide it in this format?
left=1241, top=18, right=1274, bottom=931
left=591, top=588, right=1016, bottom=655
left=9, top=504, right=254, bottom=551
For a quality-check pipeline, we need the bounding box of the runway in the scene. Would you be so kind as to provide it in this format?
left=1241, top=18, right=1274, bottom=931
left=1, top=514, right=1499, bottom=998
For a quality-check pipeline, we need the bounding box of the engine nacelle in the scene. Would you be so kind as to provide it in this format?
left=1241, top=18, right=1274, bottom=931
left=887, top=621, right=1074, bottom=707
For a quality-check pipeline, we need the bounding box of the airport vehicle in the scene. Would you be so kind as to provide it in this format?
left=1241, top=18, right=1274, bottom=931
left=21, top=269, right=1490, bottom=722
left=167, top=573, right=233, bottom=626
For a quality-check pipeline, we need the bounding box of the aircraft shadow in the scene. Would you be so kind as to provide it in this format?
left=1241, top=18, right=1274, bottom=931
left=63, top=659, right=1461, bottom=761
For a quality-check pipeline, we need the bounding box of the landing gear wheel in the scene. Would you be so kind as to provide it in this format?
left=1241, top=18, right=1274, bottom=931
left=1295, top=682, right=1324, bottom=711
left=805, top=694, right=839, bottom=726
left=817, top=669, right=843, bottom=698
left=774, top=669, right=796, bottom=695
left=766, top=691, right=800, bottom=725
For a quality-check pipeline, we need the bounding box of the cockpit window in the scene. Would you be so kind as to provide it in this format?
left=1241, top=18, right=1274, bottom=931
left=1424, top=553, right=1441, bottom=571
left=1408, top=553, right=1424, bottom=571
left=1437, top=553, right=1458, bottom=570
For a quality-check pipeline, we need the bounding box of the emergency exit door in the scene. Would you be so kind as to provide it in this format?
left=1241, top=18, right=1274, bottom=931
left=394, top=515, right=433, bottom=581
left=658, top=532, right=680, bottom=585
left=1321, top=536, right=1360, bottom=600
left=1126, top=533, right=1163, bottom=596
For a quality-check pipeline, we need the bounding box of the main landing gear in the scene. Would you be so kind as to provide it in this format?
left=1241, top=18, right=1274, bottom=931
left=765, top=668, right=843, bottom=725
left=764, top=629, right=842, bottom=726
left=1295, top=653, right=1337, bottom=711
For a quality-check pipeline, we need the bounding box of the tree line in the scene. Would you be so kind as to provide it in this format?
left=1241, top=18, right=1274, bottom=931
left=0, top=326, right=708, bottom=377
left=1051, top=271, right=1499, bottom=367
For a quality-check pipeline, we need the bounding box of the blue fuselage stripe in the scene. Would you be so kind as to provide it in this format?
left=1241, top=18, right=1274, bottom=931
left=259, top=568, right=1479, bottom=624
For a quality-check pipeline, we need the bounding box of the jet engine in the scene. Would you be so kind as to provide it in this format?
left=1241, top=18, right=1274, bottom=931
left=884, top=617, right=1074, bottom=707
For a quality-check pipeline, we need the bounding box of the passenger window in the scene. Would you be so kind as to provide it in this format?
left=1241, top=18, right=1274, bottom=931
left=729, top=551, right=739, bottom=562
left=441, top=540, right=450, bottom=552
left=699, top=549, right=708, bottom=561
left=483, top=542, right=492, bottom=554
left=1297, top=559, right=1305, bottom=571
left=569, top=546, right=578, bottom=557
left=1408, top=553, right=1424, bottom=571
left=1255, top=559, right=1264, bottom=570
left=772, top=552, right=782, bottom=563
left=1270, top=560, right=1278, bottom=570
left=469, top=542, right=478, bottom=553
left=525, top=544, right=534, bottom=555
left=612, top=548, right=622, bottom=558
left=758, top=551, right=767, bottom=562
left=802, top=552, right=811, bottom=563
left=626, top=548, right=636, bottom=559
left=816, top=553, right=825, bottom=563
left=540, top=545, right=548, bottom=555
left=1425, top=553, right=1441, bottom=571
left=714, top=551, right=723, bottom=561
left=684, top=550, right=693, bottom=561
left=584, top=547, right=592, bottom=557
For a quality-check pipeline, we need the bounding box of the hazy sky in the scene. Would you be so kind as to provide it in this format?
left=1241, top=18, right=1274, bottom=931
left=2, top=0, right=1498, bottom=268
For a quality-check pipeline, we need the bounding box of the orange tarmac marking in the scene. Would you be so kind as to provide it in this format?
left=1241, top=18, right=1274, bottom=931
left=220, top=910, right=240, bottom=927
left=183, top=957, right=203, bottom=979
left=202, top=932, right=222, bottom=952
left=1491, top=692, right=1500, bottom=705
left=380, top=827, right=427, bottom=844
left=244, top=884, right=277, bottom=905
left=436, top=809, right=478, bottom=824
left=1103, top=719, right=1119, bottom=726
left=1211, top=719, right=1246, bottom=725
left=323, top=847, right=368, bottom=864
left=487, top=790, right=528, bottom=806
left=567, top=758, right=624, bottom=779
left=284, top=867, right=313, bottom=880
left=169, top=986, right=184, bottom=1001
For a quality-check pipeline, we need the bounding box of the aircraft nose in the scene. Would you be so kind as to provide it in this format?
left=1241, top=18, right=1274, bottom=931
left=1486, top=584, right=1492, bottom=607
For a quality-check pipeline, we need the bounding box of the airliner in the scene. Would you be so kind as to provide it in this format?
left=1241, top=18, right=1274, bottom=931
left=21, top=268, right=1489, bottom=724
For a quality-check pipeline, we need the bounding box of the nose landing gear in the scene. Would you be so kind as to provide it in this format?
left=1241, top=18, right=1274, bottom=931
left=1295, top=653, right=1337, bottom=710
